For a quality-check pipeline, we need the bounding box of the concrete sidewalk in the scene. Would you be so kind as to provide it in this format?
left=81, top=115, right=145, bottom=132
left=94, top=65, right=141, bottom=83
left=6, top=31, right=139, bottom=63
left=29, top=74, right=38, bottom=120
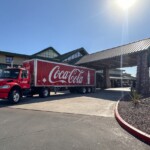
left=2, top=88, right=130, bottom=117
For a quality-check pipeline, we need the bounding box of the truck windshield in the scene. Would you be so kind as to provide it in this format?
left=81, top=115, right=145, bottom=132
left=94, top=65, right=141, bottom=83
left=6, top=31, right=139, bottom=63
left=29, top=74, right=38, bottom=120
left=0, top=69, right=20, bottom=79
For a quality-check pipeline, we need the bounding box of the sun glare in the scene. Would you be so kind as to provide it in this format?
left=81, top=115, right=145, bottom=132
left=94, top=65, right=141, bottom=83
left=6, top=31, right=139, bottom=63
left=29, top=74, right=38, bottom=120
left=116, top=0, right=136, bottom=10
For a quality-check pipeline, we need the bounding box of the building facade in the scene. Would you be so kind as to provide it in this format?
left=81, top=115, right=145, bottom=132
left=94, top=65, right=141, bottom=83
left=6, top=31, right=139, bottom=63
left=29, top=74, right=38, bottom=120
left=0, top=51, right=29, bottom=71
left=0, top=47, right=60, bottom=72
left=96, top=69, right=135, bottom=88
left=0, top=47, right=87, bottom=71
left=0, top=46, right=135, bottom=88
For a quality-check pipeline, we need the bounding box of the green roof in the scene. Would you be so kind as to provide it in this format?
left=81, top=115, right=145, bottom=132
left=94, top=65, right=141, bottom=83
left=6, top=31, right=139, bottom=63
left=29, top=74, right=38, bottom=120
left=0, top=47, right=60, bottom=61
left=32, top=47, right=60, bottom=56
left=29, top=55, right=60, bottom=62
left=0, top=47, right=88, bottom=64
left=56, top=47, right=88, bottom=62
left=0, top=50, right=30, bottom=58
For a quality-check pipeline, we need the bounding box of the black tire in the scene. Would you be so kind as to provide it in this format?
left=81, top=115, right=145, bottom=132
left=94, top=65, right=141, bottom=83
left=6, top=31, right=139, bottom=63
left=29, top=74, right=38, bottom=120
left=69, top=88, right=76, bottom=93
left=87, top=87, right=92, bottom=93
left=8, top=89, right=21, bottom=104
left=92, top=87, right=96, bottom=93
left=39, top=88, right=50, bottom=98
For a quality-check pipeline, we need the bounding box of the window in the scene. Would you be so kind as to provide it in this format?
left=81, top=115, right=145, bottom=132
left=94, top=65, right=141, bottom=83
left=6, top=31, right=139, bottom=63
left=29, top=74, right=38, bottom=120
left=37, top=50, right=59, bottom=58
left=0, top=69, right=19, bottom=79
left=63, top=52, right=83, bottom=62
left=6, top=56, right=13, bottom=63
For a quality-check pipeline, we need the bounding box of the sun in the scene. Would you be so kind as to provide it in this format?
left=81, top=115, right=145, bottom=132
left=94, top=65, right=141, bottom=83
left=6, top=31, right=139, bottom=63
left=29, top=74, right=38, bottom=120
left=116, top=0, right=136, bottom=10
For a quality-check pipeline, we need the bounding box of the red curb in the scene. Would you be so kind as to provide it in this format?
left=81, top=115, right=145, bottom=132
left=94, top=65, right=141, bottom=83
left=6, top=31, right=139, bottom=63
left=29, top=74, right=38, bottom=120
left=115, top=101, right=150, bottom=145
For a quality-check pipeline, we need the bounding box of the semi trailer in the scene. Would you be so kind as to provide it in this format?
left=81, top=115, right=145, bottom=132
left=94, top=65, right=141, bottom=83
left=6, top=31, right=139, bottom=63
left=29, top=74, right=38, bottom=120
left=0, top=59, right=96, bottom=103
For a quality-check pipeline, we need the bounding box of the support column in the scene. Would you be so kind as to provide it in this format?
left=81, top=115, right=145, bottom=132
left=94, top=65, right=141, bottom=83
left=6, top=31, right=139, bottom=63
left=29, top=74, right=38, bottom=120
left=103, top=67, right=111, bottom=89
left=136, top=51, right=149, bottom=95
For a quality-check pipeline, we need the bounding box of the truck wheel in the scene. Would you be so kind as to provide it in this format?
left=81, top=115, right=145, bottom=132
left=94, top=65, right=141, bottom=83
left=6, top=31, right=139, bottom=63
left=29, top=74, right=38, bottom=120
left=80, top=87, right=86, bottom=94
left=39, top=88, right=49, bottom=98
left=9, top=89, right=21, bottom=104
left=92, top=87, right=96, bottom=93
left=69, top=88, right=76, bottom=93
left=87, top=87, right=92, bottom=93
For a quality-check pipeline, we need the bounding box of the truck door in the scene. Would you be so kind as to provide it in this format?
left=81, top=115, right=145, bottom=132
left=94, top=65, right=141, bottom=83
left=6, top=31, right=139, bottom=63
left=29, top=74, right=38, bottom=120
left=20, top=70, right=30, bottom=89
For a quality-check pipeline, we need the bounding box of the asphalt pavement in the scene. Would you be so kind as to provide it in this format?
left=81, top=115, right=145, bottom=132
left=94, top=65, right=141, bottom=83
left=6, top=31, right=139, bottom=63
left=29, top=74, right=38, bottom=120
left=0, top=88, right=149, bottom=150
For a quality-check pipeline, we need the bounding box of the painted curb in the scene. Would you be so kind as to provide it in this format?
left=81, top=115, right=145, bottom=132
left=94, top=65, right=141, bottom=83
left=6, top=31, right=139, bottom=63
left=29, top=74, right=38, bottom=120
left=115, top=101, right=150, bottom=145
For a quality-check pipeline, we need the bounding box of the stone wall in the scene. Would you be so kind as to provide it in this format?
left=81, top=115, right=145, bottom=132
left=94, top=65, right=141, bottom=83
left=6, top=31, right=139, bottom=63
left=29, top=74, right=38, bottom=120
left=136, top=50, right=149, bottom=95
left=103, top=67, right=111, bottom=88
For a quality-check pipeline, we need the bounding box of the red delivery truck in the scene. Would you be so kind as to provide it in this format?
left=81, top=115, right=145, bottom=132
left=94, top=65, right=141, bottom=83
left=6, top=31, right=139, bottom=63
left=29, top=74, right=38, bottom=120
left=0, top=59, right=96, bottom=104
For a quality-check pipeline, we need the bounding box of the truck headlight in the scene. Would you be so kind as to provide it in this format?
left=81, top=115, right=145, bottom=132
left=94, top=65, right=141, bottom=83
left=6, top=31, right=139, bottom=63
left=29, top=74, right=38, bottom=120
left=0, top=85, right=10, bottom=89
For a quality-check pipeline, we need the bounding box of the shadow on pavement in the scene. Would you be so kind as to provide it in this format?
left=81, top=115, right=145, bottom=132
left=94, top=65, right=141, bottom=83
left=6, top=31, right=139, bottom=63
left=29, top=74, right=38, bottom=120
left=0, top=88, right=130, bottom=108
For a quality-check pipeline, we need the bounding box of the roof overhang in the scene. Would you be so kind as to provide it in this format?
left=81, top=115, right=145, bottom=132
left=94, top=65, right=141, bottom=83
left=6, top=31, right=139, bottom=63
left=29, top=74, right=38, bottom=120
left=76, top=38, right=150, bottom=70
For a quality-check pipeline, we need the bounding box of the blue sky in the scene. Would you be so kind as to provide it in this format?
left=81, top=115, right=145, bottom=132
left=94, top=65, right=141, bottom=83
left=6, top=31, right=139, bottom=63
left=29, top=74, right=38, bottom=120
left=0, top=0, right=150, bottom=76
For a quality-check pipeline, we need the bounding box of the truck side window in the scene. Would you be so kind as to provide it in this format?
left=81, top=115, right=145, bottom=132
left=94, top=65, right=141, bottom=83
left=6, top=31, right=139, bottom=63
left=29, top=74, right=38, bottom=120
left=21, top=70, right=27, bottom=79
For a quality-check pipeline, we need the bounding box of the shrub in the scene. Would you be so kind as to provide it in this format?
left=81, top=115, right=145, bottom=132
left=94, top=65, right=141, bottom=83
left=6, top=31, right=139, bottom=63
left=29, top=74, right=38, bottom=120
left=130, top=90, right=141, bottom=107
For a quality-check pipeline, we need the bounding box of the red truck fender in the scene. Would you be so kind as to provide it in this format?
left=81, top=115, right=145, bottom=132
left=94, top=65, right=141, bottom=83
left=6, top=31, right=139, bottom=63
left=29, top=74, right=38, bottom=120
left=7, top=83, right=22, bottom=104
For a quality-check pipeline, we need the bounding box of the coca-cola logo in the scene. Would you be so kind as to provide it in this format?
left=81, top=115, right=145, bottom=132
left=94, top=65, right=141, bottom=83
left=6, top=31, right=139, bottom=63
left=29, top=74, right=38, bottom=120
left=49, top=66, right=84, bottom=84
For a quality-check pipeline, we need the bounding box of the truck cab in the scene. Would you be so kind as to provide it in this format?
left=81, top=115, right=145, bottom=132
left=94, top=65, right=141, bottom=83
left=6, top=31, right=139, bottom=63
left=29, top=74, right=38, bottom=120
left=0, top=67, right=30, bottom=103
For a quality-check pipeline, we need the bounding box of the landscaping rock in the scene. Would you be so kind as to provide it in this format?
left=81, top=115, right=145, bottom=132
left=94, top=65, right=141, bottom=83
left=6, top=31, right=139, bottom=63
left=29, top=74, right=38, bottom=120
left=118, top=94, right=150, bottom=135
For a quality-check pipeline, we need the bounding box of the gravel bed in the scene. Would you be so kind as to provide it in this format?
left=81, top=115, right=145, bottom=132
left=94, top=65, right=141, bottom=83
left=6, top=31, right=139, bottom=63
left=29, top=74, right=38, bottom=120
left=118, top=94, right=150, bottom=135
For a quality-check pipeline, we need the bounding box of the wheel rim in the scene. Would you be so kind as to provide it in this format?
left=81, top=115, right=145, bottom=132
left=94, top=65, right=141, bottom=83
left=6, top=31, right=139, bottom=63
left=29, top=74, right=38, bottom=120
left=13, top=91, right=20, bottom=102
left=43, top=89, right=49, bottom=97
left=83, top=88, right=86, bottom=94
left=88, top=88, right=91, bottom=93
